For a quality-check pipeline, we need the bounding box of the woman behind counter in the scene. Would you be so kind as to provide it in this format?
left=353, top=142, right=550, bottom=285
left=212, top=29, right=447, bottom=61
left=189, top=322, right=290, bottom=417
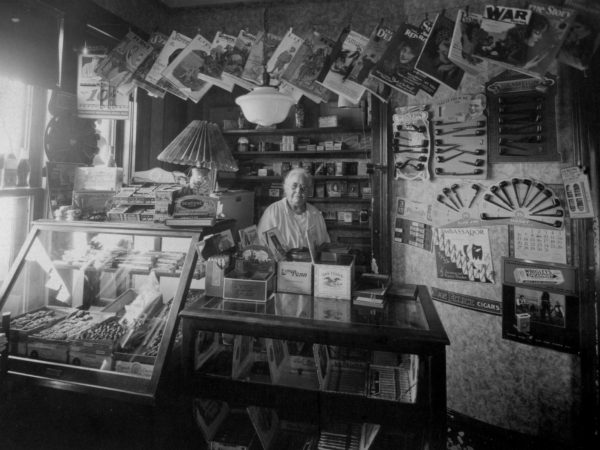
left=257, top=168, right=330, bottom=250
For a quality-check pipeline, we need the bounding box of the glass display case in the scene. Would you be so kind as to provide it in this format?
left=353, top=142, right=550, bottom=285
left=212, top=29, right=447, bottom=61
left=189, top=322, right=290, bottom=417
left=0, top=219, right=231, bottom=403
left=180, top=286, right=449, bottom=449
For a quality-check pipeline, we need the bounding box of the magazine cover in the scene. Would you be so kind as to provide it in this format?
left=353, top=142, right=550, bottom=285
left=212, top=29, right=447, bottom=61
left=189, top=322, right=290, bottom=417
left=145, top=31, right=191, bottom=100
left=131, top=31, right=169, bottom=98
left=94, top=31, right=154, bottom=92
left=280, top=30, right=334, bottom=104
left=557, top=0, right=600, bottom=71
left=221, top=29, right=257, bottom=91
left=346, top=22, right=395, bottom=102
left=77, top=54, right=130, bottom=120
left=316, top=29, right=368, bottom=104
left=195, top=31, right=236, bottom=92
left=161, top=34, right=214, bottom=103
left=448, top=9, right=505, bottom=80
left=241, top=31, right=282, bottom=86
left=266, top=28, right=305, bottom=87
left=473, top=4, right=575, bottom=78
left=415, top=14, right=465, bottom=91
left=371, top=23, right=439, bottom=97
left=348, top=22, right=394, bottom=84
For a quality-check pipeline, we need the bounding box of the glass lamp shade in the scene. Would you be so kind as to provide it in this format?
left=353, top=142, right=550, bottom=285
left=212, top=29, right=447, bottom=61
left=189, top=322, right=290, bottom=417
left=235, top=87, right=295, bottom=127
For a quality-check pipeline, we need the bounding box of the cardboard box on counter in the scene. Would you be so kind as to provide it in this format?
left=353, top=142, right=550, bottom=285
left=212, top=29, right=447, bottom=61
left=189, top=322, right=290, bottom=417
left=313, top=254, right=355, bottom=300
left=277, top=260, right=312, bottom=295
left=74, top=166, right=123, bottom=192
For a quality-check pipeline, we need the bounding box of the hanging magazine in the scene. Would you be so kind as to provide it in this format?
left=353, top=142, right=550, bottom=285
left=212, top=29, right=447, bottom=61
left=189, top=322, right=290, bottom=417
left=194, top=31, right=236, bottom=92
left=448, top=10, right=505, bottom=80
left=371, top=23, right=439, bottom=98
left=131, top=31, right=169, bottom=98
left=145, top=31, right=191, bottom=100
left=557, top=0, right=600, bottom=71
left=280, top=30, right=334, bottom=104
left=161, top=34, right=214, bottom=103
left=415, top=14, right=465, bottom=91
left=347, top=22, right=395, bottom=103
left=241, top=31, right=282, bottom=86
left=221, top=29, right=257, bottom=91
left=266, top=28, right=304, bottom=87
left=94, top=31, right=154, bottom=92
left=472, top=4, right=575, bottom=79
left=316, top=29, right=368, bottom=105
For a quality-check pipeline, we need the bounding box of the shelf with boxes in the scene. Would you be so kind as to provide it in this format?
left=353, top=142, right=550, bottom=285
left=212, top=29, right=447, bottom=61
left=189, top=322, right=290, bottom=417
left=179, top=286, right=449, bottom=450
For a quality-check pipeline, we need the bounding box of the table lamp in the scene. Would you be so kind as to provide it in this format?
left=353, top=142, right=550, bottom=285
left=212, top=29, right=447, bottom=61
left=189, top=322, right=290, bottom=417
left=157, top=120, right=238, bottom=193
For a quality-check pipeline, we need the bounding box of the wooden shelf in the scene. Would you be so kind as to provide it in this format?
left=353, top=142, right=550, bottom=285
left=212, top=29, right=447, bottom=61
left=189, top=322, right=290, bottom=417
left=219, top=175, right=370, bottom=182
left=223, top=127, right=370, bottom=136
left=233, top=149, right=371, bottom=158
left=326, top=221, right=371, bottom=231
left=255, top=196, right=371, bottom=204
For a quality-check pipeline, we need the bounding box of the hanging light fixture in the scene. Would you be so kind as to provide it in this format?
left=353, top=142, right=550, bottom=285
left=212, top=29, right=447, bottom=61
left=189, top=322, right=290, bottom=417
left=235, top=8, right=295, bottom=127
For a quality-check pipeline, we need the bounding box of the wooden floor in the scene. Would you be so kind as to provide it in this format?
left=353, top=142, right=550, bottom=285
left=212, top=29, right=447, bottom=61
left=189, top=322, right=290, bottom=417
left=0, top=380, right=204, bottom=450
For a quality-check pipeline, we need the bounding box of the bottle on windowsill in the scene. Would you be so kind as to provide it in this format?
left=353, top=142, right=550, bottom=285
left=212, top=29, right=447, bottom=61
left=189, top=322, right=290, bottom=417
left=2, top=150, right=18, bottom=188
left=106, top=146, right=116, bottom=167
left=17, top=148, right=30, bottom=187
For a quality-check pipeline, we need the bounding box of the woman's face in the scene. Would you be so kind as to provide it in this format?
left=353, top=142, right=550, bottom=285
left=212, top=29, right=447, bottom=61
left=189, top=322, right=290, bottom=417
left=527, top=27, right=546, bottom=46
left=399, top=44, right=415, bottom=65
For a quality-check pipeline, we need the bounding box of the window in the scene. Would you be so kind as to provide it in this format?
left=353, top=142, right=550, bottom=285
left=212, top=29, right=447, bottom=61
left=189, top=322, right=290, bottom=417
left=0, top=76, right=37, bottom=285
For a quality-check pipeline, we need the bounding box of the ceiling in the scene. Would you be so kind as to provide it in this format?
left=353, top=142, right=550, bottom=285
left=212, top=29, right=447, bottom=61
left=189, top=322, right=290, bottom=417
left=159, top=0, right=281, bottom=8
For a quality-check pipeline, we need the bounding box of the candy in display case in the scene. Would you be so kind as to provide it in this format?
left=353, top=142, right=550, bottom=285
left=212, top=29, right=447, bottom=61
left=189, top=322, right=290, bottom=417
left=0, top=220, right=226, bottom=403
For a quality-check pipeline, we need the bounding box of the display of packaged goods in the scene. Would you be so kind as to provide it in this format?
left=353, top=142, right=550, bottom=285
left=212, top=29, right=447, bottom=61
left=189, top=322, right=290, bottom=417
left=9, top=306, right=73, bottom=355
left=277, top=260, right=313, bottom=295
left=367, top=354, right=419, bottom=403
left=313, top=254, right=355, bottom=300
left=265, top=338, right=319, bottom=389
left=352, top=273, right=391, bottom=309
left=223, top=270, right=276, bottom=302
left=313, top=343, right=368, bottom=396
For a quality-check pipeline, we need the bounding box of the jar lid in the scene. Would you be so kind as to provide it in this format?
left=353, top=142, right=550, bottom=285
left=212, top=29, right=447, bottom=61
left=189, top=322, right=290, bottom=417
left=237, top=137, right=249, bottom=144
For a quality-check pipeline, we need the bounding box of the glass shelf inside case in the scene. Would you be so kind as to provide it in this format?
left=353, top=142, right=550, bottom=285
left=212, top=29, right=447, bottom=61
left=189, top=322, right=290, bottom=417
left=0, top=221, right=207, bottom=403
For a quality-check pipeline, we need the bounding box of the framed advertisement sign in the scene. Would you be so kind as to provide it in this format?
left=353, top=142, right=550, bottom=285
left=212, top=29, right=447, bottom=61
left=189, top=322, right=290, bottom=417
left=501, top=257, right=579, bottom=353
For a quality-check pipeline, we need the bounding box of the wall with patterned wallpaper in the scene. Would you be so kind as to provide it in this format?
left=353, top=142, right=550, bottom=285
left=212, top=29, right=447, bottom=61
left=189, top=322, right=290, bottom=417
left=99, top=0, right=580, bottom=444
left=92, top=0, right=169, bottom=33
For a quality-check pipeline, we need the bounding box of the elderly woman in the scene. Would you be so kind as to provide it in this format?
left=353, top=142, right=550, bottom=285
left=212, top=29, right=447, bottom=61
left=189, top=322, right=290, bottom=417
left=257, top=168, right=330, bottom=250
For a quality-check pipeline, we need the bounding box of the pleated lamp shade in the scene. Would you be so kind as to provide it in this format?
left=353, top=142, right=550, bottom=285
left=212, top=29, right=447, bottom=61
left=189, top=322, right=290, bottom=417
left=157, top=120, right=238, bottom=172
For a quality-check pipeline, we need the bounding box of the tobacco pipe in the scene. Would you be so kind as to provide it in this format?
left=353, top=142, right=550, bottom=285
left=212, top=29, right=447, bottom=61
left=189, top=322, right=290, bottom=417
left=530, top=209, right=564, bottom=218
left=499, top=180, right=515, bottom=209
left=511, top=178, right=521, bottom=207
left=528, top=218, right=562, bottom=228
left=460, top=159, right=485, bottom=167
left=437, top=194, right=459, bottom=212
left=523, top=182, right=546, bottom=208
left=527, top=189, right=554, bottom=211
left=490, top=185, right=514, bottom=210
left=498, top=114, right=543, bottom=124
left=435, top=168, right=483, bottom=176
left=481, top=212, right=512, bottom=220
left=395, top=141, right=430, bottom=148
left=394, top=147, right=429, bottom=154
left=434, top=119, right=486, bottom=126
left=499, top=125, right=543, bottom=135
left=499, top=136, right=543, bottom=144
left=529, top=199, right=561, bottom=215
left=521, top=179, right=533, bottom=206
left=452, top=129, right=486, bottom=137
left=451, top=184, right=464, bottom=207
left=468, top=184, right=482, bottom=208
left=499, top=103, right=543, bottom=114
left=498, top=96, right=543, bottom=105
left=484, top=194, right=513, bottom=212
left=435, top=144, right=462, bottom=154
left=436, top=152, right=465, bottom=163
left=442, top=187, right=461, bottom=209
left=435, top=122, right=486, bottom=135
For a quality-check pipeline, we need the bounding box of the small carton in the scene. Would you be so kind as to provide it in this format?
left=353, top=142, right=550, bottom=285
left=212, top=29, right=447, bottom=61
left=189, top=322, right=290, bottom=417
left=206, top=258, right=228, bottom=297
left=223, top=270, right=275, bottom=302
left=277, top=260, right=313, bottom=295
left=313, top=254, right=355, bottom=300
left=515, top=313, right=531, bottom=333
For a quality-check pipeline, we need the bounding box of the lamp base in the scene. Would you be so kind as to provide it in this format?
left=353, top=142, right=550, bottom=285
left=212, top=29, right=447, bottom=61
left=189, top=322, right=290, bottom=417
left=190, top=167, right=215, bottom=195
